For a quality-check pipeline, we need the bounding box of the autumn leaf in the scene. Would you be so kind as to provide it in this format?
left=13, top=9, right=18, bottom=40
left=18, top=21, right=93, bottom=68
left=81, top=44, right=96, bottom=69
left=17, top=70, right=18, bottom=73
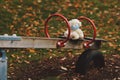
left=28, top=49, right=36, bottom=53
left=24, top=60, right=30, bottom=64
left=60, top=66, right=68, bottom=71
left=108, top=42, right=117, bottom=49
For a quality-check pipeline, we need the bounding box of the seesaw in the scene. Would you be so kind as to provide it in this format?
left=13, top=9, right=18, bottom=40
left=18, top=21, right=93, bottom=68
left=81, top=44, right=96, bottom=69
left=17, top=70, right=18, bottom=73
left=0, top=14, right=106, bottom=80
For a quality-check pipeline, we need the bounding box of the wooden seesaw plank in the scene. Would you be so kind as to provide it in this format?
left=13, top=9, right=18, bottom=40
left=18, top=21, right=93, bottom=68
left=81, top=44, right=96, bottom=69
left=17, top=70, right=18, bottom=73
left=0, top=37, right=84, bottom=49
left=0, top=35, right=106, bottom=49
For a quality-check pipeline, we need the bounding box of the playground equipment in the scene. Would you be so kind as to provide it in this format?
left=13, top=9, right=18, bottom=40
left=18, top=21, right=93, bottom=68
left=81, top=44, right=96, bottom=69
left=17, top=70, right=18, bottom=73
left=0, top=13, right=106, bottom=80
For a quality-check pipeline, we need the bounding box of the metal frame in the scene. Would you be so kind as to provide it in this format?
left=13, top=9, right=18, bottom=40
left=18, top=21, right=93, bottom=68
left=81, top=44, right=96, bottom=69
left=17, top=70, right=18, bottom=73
left=0, top=49, right=7, bottom=80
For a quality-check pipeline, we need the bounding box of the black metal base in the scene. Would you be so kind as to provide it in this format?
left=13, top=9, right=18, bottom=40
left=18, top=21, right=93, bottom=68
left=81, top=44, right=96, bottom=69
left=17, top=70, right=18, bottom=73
left=75, top=49, right=105, bottom=75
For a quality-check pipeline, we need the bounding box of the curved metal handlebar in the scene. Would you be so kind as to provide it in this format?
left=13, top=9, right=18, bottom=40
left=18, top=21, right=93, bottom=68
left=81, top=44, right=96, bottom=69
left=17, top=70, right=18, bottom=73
left=44, top=13, right=71, bottom=48
left=78, top=16, right=97, bottom=48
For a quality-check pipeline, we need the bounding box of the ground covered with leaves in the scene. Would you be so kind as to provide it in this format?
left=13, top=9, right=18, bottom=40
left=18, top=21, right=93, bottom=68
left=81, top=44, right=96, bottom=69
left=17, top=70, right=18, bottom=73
left=0, top=0, right=120, bottom=80
left=8, top=53, right=120, bottom=80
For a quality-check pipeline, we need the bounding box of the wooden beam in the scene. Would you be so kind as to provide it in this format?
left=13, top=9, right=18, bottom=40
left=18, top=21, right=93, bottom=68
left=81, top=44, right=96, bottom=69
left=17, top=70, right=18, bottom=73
left=0, top=37, right=83, bottom=49
left=0, top=36, right=106, bottom=49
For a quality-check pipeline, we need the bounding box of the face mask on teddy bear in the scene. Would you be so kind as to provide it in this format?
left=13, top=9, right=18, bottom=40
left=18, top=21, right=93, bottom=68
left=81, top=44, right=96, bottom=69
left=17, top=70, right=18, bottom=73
left=71, top=24, right=80, bottom=31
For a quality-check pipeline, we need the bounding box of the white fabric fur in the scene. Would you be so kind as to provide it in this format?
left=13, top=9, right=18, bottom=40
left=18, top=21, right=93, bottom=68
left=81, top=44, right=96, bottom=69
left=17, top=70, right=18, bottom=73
left=64, top=19, right=84, bottom=40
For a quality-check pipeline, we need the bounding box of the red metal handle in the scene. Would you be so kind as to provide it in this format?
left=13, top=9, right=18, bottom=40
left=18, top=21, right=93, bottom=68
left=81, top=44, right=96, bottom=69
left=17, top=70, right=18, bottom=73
left=78, top=16, right=97, bottom=48
left=44, top=13, right=71, bottom=48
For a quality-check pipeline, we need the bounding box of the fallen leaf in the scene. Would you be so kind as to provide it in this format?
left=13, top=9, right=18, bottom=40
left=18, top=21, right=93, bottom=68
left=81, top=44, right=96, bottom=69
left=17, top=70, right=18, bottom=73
left=60, top=66, right=68, bottom=71
left=24, top=60, right=30, bottom=64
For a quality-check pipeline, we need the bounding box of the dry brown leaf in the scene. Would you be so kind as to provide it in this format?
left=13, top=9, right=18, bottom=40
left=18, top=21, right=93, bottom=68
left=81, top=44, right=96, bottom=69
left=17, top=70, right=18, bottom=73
left=108, top=42, right=117, bottom=48
left=24, top=60, right=30, bottom=64
left=60, top=66, right=68, bottom=71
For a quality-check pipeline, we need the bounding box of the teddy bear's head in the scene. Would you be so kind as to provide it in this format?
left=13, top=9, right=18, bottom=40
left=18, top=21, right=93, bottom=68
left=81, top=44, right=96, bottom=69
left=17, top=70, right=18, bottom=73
left=69, top=19, right=82, bottom=31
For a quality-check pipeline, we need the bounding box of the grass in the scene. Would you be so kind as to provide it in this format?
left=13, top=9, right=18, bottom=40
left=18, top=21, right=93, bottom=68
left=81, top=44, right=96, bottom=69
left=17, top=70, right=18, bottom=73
left=0, top=1, right=120, bottom=78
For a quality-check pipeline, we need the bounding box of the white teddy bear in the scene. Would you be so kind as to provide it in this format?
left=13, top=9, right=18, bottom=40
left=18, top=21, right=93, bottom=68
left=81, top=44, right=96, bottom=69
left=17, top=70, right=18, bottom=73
left=64, top=19, right=84, bottom=40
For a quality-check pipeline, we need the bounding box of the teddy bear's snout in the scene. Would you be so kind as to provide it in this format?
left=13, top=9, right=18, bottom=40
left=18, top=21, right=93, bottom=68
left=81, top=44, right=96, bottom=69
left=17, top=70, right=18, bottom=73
left=71, top=24, right=79, bottom=30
